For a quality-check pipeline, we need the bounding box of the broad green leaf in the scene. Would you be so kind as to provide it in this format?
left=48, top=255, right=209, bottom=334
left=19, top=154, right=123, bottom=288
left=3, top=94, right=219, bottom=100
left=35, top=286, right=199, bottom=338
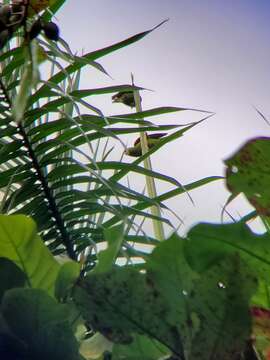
left=0, top=258, right=26, bottom=301
left=1, top=288, right=81, bottom=360
left=112, top=334, right=170, bottom=360
left=225, top=137, right=270, bottom=216
left=146, top=234, right=197, bottom=355
left=93, top=224, right=124, bottom=274
left=55, top=261, right=80, bottom=302
left=73, top=267, right=185, bottom=358
left=184, top=221, right=270, bottom=282
left=0, top=215, right=60, bottom=294
left=145, top=229, right=257, bottom=358
left=189, top=255, right=257, bottom=359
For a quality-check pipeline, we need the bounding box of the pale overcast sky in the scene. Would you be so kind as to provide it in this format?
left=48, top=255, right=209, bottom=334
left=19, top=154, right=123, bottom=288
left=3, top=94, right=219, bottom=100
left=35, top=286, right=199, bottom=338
left=57, top=1, right=270, bottom=234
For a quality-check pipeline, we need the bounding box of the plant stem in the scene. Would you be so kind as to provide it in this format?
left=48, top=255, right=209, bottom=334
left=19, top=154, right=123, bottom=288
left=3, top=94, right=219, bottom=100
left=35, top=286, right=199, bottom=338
left=133, top=89, right=165, bottom=241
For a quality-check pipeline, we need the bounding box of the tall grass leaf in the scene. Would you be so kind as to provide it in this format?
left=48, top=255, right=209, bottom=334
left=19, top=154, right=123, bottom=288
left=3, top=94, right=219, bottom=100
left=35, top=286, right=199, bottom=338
left=29, top=21, right=170, bottom=104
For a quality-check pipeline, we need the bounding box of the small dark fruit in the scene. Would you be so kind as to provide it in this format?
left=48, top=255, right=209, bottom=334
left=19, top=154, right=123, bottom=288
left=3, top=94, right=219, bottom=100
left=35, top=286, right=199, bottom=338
left=43, top=21, right=59, bottom=41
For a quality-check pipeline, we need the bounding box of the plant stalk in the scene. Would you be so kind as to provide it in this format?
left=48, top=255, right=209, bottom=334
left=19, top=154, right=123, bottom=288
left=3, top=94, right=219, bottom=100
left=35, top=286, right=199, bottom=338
left=133, top=89, right=165, bottom=241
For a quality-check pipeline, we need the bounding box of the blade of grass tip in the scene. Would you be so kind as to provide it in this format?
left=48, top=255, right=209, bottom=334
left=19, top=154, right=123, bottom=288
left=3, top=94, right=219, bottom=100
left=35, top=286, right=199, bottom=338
left=57, top=38, right=75, bottom=58
left=220, top=193, right=238, bottom=223
left=132, top=74, right=165, bottom=241
left=95, top=146, right=125, bottom=230
left=123, top=217, right=148, bottom=265
left=253, top=105, right=270, bottom=127
left=62, top=143, right=125, bottom=210
left=125, top=182, right=146, bottom=235
left=131, top=217, right=157, bottom=246
left=220, top=204, right=237, bottom=223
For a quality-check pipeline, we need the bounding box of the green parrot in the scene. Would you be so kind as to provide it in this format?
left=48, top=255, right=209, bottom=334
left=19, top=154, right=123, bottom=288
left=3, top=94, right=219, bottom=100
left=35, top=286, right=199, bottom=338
left=112, top=91, right=141, bottom=108
left=125, top=133, right=167, bottom=157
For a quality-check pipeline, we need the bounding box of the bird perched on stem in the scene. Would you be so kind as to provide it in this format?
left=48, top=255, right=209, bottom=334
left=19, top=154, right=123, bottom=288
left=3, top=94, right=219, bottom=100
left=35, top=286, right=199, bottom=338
left=125, top=133, right=167, bottom=157
left=112, top=91, right=141, bottom=108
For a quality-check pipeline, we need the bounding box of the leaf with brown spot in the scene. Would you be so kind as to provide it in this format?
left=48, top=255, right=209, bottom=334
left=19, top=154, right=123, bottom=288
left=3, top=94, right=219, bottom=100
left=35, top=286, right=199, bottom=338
left=188, top=254, right=257, bottom=360
left=185, top=221, right=270, bottom=282
left=146, top=233, right=197, bottom=355
left=73, top=267, right=184, bottom=357
left=251, top=306, right=270, bottom=358
left=225, top=137, right=270, bottom=215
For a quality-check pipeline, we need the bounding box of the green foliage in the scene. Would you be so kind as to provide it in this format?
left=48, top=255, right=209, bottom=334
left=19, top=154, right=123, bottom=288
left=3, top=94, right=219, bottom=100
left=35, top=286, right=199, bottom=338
left=0, top=2, right=211, bottom=264
left=0, top=206, right=265, bottom=359
left=225, top=136, right=270, bottom=216
left=1, top=288, right=81, bottom=360
left=112, top=334, right=169, bottom=359
left=185, top=221, right=270, bottom=281
left=0, top=214, right=59, bottom=294
left=93, top=224, right=124, bottom=275
left=73, top=267, right=183, bottom=354
left=55, top=261, right=80, bottom=302
left=0, top=0, right=268, bottom=359
left=72, top=232, right=259, bottom=359
left=0, top=257, right=26, bottom=301
left=146, top=234, right=197, bottom=355
left=188, top=255, right=257, bottom=360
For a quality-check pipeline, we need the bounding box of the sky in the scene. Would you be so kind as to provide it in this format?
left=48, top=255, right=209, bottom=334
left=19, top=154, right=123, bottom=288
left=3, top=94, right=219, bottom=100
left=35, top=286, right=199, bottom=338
left=56, top=1, right=270, bottom=234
